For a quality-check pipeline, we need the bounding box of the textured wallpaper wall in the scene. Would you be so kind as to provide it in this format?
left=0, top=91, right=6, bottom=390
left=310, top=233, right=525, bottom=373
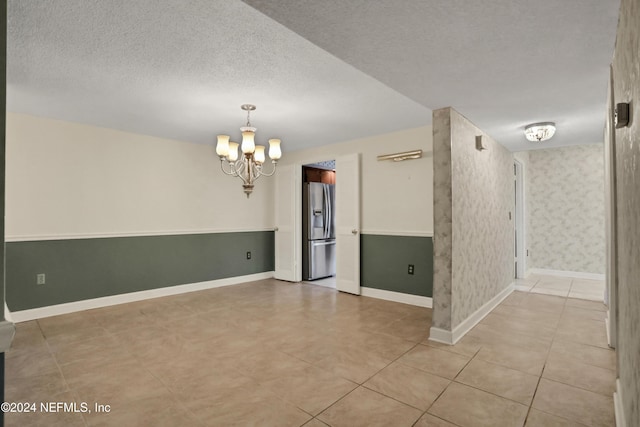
left=611, top=0, right=640, bottom=424
left=432, top=108, right=514, bottom=331
left=432, top=109, right=453, bottom=330
left=528, top=144, right=605, bottom=274
left=449, top=110, right=514, bottom=328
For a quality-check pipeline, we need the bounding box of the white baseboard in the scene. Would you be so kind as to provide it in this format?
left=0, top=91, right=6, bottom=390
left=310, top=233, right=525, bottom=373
left=429, top=282, right=515, bottom=345
left=428, top=327, right=453, bottom=345
left=8, top=272, right=275, bottom=322
left=529, top=268, right=605, bottom=281
left=614, top=379, right=627, bottom=427
left=361, top=287, right=432, bottom=308
left=4, top=303, right=13, bottom=323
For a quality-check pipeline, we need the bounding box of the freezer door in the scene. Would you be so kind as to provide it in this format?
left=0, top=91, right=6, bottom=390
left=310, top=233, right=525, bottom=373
left=307, top=240, right=336, bottom=280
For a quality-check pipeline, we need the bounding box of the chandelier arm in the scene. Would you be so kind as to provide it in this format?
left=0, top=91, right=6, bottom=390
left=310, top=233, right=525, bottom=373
left=219, top=159, right=238, bottom=176
left=257, top=161, right=278, bottom=177
left=235, top=159, right=250, bottom=185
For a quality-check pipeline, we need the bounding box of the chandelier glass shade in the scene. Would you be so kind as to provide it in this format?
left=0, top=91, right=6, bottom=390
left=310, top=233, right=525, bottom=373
left=524, top=122, right=556, bottom=142
left=215, top=105, right=282, bottom=197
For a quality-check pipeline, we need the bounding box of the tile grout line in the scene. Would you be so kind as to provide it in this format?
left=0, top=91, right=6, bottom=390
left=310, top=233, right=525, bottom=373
left=38, top=318, right=90, bottom=427
left=409, top=342, right=483, bottom=425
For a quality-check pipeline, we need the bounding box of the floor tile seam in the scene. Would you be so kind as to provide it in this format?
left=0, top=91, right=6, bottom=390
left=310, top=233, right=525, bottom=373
left=247, top=380, right=319, bottom=421
left=358, top=329, right=426, bottom=347
left=413, top=410, right=464, bottom=427
left=547, top=336, right=617, bottom=372
left=282, top=350, right=386, bottom=387
left=463, top=352, right=541, bottom=379
left=567, top=286, right=607, bottom=294
left=523, top=325, right=582, bottom=425
left=558, top=315, right=607, bottom=325
left=528, top=407, right=592, bottom=427
left=531, top=284, right=571, bottom=291
left=456, top=346, right=539, bottom=405
left=522, top=287, right=605, bottom=304
left=471, top=350, right=546, bottom=377
left=489, top=311, right=563, bottom=327
left=522, top=357, right=547, bottom=427
left=416, top=340, right=479, bottom=360
left=392, top=360, right=468, bottom=381
left=543, top=353, right=617, bottom=373
left=349, top=341, right=423, bottom=386
left=37, top=323, right=112, bottom=343
left=551, top=334, right=611, bottom=351
left=42, top=332, right=77, bottom=399
left=447, top=346, right=480, bottom=383
left=536, top=376, right=616, bottom=400
left=450, top=376, right=534, bottom=407
left=358, top=382, right=430, bottom=413
left=314, top=385, right=367, bottom=423
left=475, top=323, right=557, bottom=343
left=480, top=310, right=561, bottom=328
left=61, top=365, right=171, bottom=398
left=465, top=333, right=552, bottom=354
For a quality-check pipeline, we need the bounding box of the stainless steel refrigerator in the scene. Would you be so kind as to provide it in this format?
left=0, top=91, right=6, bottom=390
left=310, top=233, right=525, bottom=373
left=302, top=182, right=336, bottom=280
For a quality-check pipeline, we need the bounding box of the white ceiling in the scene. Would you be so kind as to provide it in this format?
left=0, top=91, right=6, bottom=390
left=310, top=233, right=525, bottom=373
left=7, top=0, right=620, bottom=153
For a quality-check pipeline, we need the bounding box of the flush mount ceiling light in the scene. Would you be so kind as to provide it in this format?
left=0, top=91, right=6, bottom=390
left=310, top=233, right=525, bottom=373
left=215, top=104, right=282, bottom=197
left=524, top=122, right=556, bottom=142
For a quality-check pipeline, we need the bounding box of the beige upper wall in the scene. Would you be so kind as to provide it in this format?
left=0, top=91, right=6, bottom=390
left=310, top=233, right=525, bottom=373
left=280, top=125, right=433, bottom=236
left=6, top=113, right=274, bottom=240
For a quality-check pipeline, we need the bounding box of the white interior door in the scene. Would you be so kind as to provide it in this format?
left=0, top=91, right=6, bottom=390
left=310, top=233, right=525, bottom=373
left=274, top=164, right=301, bottom=282
left=335, top=153, right=361, bottom=294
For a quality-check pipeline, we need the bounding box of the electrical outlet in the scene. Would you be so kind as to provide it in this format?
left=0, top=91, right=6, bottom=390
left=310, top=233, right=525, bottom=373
left=246, top=251, right=252, bottom=260
left=37, top=273, right=46, bottom=285
left=408, top=264, right=414, bottom=275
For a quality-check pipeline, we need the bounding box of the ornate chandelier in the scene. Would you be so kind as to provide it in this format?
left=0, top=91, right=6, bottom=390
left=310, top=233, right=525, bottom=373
left=215, top=104, right=282, bottom=197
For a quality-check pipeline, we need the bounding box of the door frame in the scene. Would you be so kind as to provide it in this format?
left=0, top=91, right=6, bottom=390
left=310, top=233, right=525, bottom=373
left=514, top=159, right=526, bottom=278
left=277, top=156, right=359, bottom=289
left=605, top=65, right=617, bottom=349
left=294, top=158, right=336, bottom=282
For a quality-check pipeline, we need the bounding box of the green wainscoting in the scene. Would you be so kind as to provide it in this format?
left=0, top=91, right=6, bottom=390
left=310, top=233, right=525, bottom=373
left=361, top=234, right=433, bottom=297
left=6, top=231, right=274, bottom=311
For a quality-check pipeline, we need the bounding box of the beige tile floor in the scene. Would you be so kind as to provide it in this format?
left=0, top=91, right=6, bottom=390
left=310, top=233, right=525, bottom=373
left=5, top=279, right=616, bottom=426
left=515, top=274, right=606, bottom=301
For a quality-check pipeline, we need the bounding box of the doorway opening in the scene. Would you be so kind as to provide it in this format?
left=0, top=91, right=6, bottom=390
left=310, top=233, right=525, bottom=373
left=514, top=159, right=526, bottom=278
left=301, top=161, right=336, bottom=288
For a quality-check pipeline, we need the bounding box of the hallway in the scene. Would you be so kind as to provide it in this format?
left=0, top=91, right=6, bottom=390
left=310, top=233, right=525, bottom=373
left=515, top=274, right=606, bottom=301
left=5, top=279, right=614, bottom=426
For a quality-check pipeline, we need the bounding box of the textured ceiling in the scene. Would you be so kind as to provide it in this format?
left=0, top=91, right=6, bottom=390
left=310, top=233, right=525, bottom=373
left=7, top=0, right=620, bottom=153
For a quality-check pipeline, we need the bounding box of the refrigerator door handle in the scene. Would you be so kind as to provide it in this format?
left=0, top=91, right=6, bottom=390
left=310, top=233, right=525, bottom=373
left=323, top=184, right=330, bottom=239
left=327, top=184, right=332, bottom=239
left=311, top=240, right=335, bottom=246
